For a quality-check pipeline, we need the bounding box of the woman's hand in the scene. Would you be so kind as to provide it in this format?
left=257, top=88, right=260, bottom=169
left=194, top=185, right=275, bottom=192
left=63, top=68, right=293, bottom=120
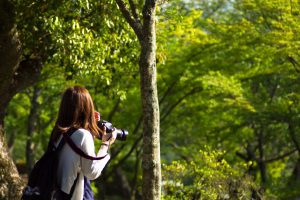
left=101, top=127, right=117, bottom=146
left=94, top=111, right=100, bottom=121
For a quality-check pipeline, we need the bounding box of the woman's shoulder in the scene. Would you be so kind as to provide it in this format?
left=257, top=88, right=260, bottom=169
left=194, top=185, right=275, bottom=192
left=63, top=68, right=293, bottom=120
left=72, top=128, right=93, bottom=142
left=74, top=128, right=90, bottom=135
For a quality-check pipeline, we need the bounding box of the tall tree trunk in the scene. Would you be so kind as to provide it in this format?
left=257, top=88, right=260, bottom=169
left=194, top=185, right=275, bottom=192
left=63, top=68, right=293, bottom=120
left=0, top=0, right=21, bottom=126
left=0, top=0, right=42, bottom=198
left=139, top=2, right=161, bottom=199
left=116, top=0, right=161, bottom=199
left=0, top=1, right=24, bottom=198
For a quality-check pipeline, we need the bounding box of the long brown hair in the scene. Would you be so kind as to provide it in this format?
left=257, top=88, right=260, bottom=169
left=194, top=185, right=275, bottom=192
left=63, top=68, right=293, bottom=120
left=51, top=85, right=101, bottom=141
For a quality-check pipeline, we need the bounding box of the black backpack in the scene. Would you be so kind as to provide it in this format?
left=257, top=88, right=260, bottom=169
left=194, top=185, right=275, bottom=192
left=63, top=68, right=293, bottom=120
left=21, top=129, right=76, bottom=200
left=22, top=129, right=108, bottom=200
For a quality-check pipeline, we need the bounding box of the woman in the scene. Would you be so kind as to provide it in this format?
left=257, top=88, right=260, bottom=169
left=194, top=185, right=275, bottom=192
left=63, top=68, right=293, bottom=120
left=51, top=85, right=116, bottom=200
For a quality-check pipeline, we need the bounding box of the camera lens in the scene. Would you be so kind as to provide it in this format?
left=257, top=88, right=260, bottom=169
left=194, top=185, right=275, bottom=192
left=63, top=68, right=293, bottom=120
left=116, top=129, right=128, bottom=141
left=97, top=120, right=128, bottom=141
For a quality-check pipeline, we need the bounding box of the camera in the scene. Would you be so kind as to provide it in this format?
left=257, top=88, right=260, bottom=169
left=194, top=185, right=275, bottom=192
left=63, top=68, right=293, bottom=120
left=97, top=120, right=128, bottom=141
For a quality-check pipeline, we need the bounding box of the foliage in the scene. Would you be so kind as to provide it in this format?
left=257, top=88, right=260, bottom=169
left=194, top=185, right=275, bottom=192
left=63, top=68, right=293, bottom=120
left=162, top=148, right=260, bottom=200
left=157, top=0, right=300, bottom=199
left=3, top=0, right=300, bottom=199
left=14, top=0, right=139, bottom=85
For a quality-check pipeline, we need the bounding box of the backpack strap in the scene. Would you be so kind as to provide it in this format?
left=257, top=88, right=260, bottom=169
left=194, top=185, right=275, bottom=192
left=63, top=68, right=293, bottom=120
left=54, top=173, right=78, bottom=199
left=69, top=173, right=79, bottom=198
left=62, top=129, right=108, bottom=160
left=54, top=129, right=76, bottom=152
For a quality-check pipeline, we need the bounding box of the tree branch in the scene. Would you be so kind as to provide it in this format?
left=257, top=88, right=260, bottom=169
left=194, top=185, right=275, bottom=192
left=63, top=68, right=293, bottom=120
left=161, top=86, right=203, bottom=123
left=159, top=72, right=185, bottom=105
left=108, top=134, right=143, bottom=177
left=107, top=98, right=121, bottom=122
left=288, top=122, right=300, bottom=154
left=287, top=56, right=300, bottom=73
left=237, top=145, right=297, bottom=164
left=110, top=115, right=143, bottom=158
left=128, top=0, right=139, bottom=20
left=265, top=149, right=297, bottom=163
left=116, top=0, right=143, bottom=41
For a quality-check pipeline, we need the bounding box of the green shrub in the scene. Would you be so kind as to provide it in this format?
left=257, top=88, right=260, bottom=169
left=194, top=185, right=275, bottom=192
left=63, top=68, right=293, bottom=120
left=162, top=149, right=263, bottom=200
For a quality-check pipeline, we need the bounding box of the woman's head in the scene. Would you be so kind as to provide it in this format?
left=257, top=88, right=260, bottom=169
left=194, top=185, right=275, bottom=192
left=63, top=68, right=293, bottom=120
left=52, top=85, right=100, bottom=140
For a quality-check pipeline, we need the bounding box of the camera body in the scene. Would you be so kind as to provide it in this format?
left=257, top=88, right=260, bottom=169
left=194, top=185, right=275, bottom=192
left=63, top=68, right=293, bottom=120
left=97, top=120, right=128, bottom=141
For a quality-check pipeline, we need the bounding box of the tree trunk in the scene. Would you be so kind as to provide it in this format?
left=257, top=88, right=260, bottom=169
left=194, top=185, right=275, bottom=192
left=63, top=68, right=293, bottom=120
left=115, top=0, right=161, bottom=198
left=0, top=0, right=42, bottom=198
left=257, top=128, right=267, bottom=186
left=0, top=1, right=23, bottom=198
left=26, top=86, right=41, bottom=172
left=0, top=0, right=21, bottom=126
left=0, top=128, right=24, bottom=199
left=139, top=2, right=161, bottom=199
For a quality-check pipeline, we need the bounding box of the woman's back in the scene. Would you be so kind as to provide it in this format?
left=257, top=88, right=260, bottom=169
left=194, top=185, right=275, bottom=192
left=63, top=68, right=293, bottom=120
left=56, top=129, right=110, bottom=199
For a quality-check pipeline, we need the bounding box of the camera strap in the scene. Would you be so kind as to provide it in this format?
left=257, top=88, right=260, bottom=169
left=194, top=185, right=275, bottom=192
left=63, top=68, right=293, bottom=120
left=62, top=130, right=108, bottom=160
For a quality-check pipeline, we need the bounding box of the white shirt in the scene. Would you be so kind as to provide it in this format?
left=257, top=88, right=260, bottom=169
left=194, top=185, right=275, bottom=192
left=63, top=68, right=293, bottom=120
left=56, top=128, right=110, bottom=200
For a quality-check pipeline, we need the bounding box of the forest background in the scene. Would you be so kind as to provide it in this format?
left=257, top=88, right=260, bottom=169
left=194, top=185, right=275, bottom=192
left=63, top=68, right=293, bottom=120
left=1, top=0, right=300, bottom=199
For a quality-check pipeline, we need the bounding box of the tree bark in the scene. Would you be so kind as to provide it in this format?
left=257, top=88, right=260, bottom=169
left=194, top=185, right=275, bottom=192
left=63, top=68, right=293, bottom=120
left=116, top=0, right=161, bottom=199
left=0, top=0, right=42, bottom=198
left=0, top=0, right=21, bottom=126
left=0, top=1, right=23, bottom=199
left=0, top=128, right=24, bottom=199
left=139, top=2, right=161, bottom=198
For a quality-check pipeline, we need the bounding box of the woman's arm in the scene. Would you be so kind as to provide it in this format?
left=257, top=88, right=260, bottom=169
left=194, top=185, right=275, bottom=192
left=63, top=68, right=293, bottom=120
left=79, top=129, right=110, bottom=180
